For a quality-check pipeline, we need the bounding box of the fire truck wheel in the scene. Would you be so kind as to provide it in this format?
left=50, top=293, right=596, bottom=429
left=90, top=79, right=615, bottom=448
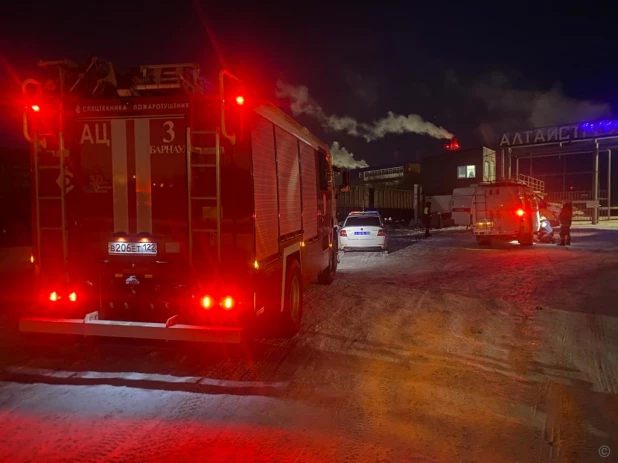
left=518, top=232, right=534, bottom=246
left=280, top=259, right=303, bottom=337
left=476, top=236, right=491, bottom=246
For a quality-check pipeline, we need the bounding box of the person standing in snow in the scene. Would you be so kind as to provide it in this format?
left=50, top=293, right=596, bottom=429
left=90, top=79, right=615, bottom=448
left=558, top=200, right=573, bottom=246
left=423, top=201, right=432, bottom=238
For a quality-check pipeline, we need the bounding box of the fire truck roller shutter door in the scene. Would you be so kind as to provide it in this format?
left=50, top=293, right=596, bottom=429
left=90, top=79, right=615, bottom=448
left=275, top=127, right=301, bottom=236
left=300, top=142, right=318, bottom=239
left=251, top=116, right=279, bottom=261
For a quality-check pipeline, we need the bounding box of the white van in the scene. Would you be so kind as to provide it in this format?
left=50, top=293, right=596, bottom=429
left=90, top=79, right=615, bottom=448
left=426, top=195, right=452, bottom=215
left=472, top=182, right=540, bottom=246
left=451, top=186, right=477, bottom=226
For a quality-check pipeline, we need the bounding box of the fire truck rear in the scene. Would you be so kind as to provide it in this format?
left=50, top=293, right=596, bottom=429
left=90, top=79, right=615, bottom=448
left=19, top=59, right=344, bottom=343
left=472, top=181, right=540, bottom=246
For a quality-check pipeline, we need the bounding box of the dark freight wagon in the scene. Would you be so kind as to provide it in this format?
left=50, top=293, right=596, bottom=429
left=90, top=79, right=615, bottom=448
left=337, top=184, right=418, bottom=223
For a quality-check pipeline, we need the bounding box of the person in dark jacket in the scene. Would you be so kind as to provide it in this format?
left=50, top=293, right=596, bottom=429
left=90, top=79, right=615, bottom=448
left=558, top=201, right=573, bottom=246
left=423, top=201, right=432, bottom=238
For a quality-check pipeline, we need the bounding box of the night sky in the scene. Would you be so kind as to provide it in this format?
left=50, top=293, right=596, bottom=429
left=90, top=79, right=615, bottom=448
left=2, top=1, right=617, bottom=166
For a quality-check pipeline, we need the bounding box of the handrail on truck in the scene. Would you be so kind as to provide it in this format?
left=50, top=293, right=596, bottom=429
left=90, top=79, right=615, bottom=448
left=21, top=79, right=43, bottom=143
left=219, top=69, right=239, bottom=145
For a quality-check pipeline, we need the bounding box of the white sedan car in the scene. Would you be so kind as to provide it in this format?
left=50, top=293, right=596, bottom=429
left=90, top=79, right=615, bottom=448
left=339, top=212, right=388, bottom=252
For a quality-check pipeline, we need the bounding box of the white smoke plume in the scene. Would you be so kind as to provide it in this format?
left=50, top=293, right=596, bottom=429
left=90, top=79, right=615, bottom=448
left=470, top=72, right=612, bottom=131
left=364, top=112, right=454, bottom=141
left=330, top=141, right=369, bottom=169
left=276, top=81, right=453, bottom=142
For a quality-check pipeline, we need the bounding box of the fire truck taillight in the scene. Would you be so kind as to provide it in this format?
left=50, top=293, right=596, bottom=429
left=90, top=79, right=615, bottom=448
left=253, top=260, right=259, bottom=270
left=31, top=105, right=41, bottom=112
left=68, top=292, right=77, bottom=302
left=201, top=296, right=213, bottom=310
left=516, top=209, right=525, bottom=217
left=222, top=297, right=235, bottom=310
left=235, top=95, right=245, bottom=105
left=49, top=291, right=59, bottom=302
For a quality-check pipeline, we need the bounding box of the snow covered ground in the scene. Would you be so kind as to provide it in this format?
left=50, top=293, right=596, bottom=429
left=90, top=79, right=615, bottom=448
left=1, top=226, right=617, bottom=462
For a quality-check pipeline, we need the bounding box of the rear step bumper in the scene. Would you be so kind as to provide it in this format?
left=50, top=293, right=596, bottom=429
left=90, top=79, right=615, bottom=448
left=19, top=313, right=242, bottom=343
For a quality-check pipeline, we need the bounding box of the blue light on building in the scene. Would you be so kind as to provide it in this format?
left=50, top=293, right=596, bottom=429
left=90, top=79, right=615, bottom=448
left=579, top=120, right=618, bottom=134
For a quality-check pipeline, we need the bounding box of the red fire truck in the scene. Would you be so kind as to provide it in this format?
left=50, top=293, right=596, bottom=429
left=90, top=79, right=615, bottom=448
left=19, top=59, right=345, bottom=343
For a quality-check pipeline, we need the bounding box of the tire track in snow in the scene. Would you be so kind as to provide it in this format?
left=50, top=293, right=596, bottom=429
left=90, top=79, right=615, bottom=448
left=586, top=314, right=617, bottom=394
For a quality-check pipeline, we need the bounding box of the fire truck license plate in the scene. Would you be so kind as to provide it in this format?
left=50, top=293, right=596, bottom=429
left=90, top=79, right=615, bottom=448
left=108, top=242, right=158, bottom=255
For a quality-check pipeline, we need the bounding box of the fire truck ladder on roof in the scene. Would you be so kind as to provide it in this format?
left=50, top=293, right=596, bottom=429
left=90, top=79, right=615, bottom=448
left=517, top=174, right=545, bottom=193
left=187, top=129, right=222, bottom=265
left=132, top=64, right=200, bottom=92
left=32, top=131, right=69, bottom=280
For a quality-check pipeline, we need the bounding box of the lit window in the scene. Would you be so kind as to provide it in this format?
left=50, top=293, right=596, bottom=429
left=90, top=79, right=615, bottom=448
left=458, top=165, right=476, bottom=179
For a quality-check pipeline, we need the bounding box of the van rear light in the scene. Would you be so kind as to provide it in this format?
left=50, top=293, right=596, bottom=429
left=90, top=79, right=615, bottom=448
left=49, top=291, right=59, bottom=302
left=222, top=297, right=235, bottom=310
left=377, top=229, right=386, bottom=236
left=68, top=292, right=77, bottom=302
left=201, top=296, right=213, bottom=310
left=516, top=209, right=525, bottom=217
left=340, top=229, right=347, bottom=237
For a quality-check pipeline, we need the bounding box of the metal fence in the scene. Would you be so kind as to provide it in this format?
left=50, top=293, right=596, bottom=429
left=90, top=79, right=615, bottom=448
left=544, top=190, right=610, bottom=221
